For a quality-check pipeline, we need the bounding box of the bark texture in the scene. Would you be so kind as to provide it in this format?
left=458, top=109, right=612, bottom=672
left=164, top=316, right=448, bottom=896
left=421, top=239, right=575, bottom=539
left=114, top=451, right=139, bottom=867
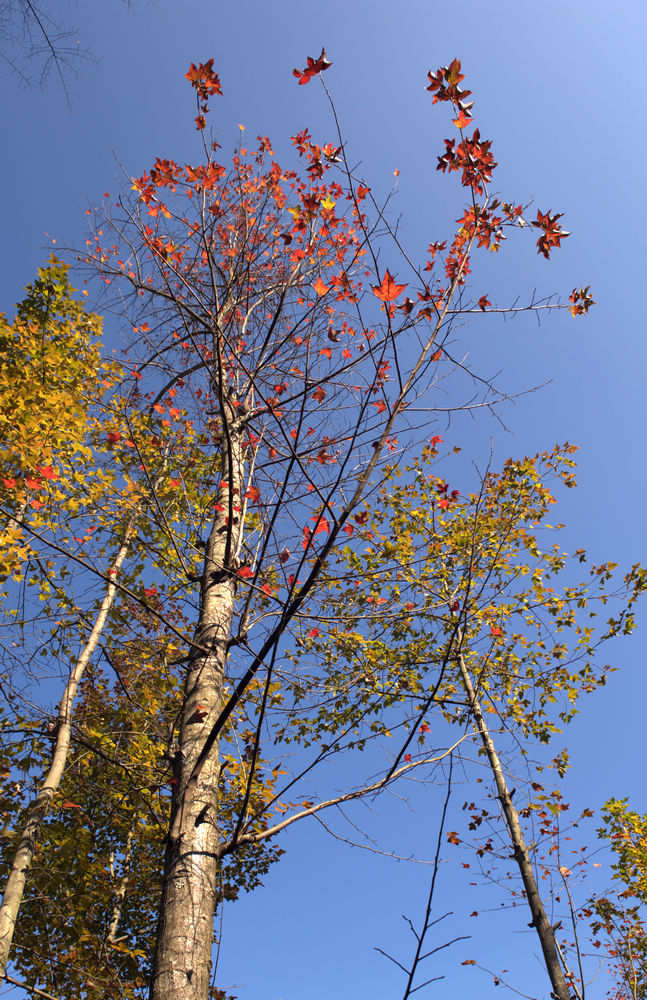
left=150, top=428, right=244, bottom=1000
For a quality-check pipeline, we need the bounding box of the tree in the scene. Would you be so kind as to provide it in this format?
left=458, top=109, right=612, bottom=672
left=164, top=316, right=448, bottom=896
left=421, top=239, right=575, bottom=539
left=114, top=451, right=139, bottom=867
left=0, top=53, right=605, bottom=1000
left=311, top=441, right=645, bottom=998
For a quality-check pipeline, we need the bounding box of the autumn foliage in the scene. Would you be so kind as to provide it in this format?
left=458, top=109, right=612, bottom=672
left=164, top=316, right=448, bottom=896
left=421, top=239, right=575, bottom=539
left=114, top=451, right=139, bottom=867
left=0, top=51, right=639, bottom=1000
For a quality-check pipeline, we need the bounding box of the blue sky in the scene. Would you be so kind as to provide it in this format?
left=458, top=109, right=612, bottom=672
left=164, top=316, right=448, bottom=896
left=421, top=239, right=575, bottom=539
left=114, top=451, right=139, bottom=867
left=2, top=1, right=646, bottom=997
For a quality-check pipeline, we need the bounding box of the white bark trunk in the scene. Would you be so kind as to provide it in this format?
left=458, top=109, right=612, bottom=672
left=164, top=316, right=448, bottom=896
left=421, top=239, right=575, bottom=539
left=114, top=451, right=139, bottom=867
left=0, top=528, right=134, bottom=977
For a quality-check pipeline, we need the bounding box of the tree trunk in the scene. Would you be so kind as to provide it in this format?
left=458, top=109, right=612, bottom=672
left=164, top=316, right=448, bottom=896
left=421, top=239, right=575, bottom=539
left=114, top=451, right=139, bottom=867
left=150, top=426, right=244, bottom=1000
left=0, top=529, right=133, bottom=978
left=456, top=651, right=572, bottom=1000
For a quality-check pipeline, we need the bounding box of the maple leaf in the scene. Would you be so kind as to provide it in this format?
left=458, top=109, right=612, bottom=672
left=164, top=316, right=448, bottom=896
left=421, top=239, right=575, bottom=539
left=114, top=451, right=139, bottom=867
left=36, top=465, right=58, bottom=480
left=372, top=270, right=407, bottom=303
left=237, top=566, right=253, bottom=579
left=312, top=385, right=326, bottom=403
left=404, top=754, right=412, bottom=763
left=532, top=209, right=570, bottom=259
left=292, top=47, right=332, bottom=85
left=310, top=515, right=330, bottom=536
left=144, top=586, right=158, bottom=597
left=2, top=478, right=17, bottom=489
left=478, top=295, right=491, bottom=311
left=313, top=277, right=329, bottom=296
left=306, top=627, right=320, bottom=638
left=490, top=624, right=502, bottom=636
left=453, top=109, right=472, bottom=129
left=185, top=59, right=222, bottom=100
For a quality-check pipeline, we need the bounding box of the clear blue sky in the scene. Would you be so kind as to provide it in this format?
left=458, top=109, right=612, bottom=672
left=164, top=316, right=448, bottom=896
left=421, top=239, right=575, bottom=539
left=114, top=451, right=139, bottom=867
left=2, top=1, right=646, bottom=997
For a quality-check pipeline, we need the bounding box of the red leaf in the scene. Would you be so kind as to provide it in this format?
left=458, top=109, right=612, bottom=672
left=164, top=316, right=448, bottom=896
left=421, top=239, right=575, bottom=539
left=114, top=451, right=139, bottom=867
left=311, top=515, right=330, bottom=536
left=244, top=486, right=261, bottom=503
left=2, top=478, right=17, bottom=489
left=532, top=209, right=570, bottom=259
left=478, top=295, right=491, bottom=311
left=489, top=624, right=502, bottom=637
left=306, top=627, right=320, bottom=638
left=430, top=435, right=443, bottom=447
left=319, top=347, right=332, bottom=359
left=237, top=566, right=253, bottom=579
left=312, top=385, right=326, bottom=403
left=144, top=585, right=158, bottom=597
left=279, top=547, right=291, bottom=564
left=372, top=269, right=407, bottom=303
left=404, top=754, right=412, bottom=763
left=36, top=465, right=58, bottom=481
left=292, top=47, right=332, bottom=85
left=106, top=431, right=121, bottom=445
left=260, top=583, right=274, bottom=597
left=25, top=477, right=42, bottom=489
left=371, top=399, right=387, bottom=413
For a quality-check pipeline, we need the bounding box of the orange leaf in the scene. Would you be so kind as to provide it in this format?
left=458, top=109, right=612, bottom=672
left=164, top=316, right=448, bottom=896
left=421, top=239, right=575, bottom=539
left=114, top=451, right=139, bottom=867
left=372, top=269, right=407, bottom=303
left=313, top=277, right=329, bottom=296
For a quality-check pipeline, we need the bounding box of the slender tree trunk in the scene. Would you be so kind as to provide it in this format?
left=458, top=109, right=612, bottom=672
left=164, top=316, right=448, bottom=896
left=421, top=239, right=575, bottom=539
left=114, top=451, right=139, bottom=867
left=150, top=425, right=244, bottom=1000
left=456, top=652, right=572, bottom=1000
left=0, top=528, right=134, bottom=977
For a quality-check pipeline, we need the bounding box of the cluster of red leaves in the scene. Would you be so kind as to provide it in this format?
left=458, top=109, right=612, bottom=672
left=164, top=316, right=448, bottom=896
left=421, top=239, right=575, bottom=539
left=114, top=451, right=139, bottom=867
left=426, top=58, right=474, bottom=123
left=185, top=58, right=222, bottom=100
left=186, top=57, right=222, bottom=129
left=569, top=285, right=594, bottom=316
left=532, top=209, right=570, bottom=259
left=293, top=47, right=332, bottom=86
left=437, top=129, right=497, bottom=195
